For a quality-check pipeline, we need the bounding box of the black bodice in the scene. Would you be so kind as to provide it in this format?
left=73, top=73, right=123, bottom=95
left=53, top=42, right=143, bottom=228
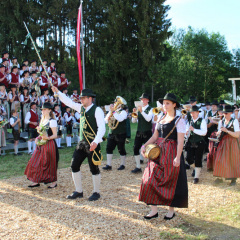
left=157, top=116, right=179, bottom=140
left=45, top=118, right=54, bottom=137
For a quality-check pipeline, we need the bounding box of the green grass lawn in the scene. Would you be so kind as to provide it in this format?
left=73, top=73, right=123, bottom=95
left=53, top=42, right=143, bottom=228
left=0, top=123, right=138, bottom=179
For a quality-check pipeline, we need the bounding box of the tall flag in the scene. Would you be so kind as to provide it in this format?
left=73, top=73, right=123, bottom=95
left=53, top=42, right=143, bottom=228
left=77, top=2, right=83, bottom=91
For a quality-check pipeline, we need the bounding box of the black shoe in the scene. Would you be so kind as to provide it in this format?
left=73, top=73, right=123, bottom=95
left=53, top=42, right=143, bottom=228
left=191, top=169, right=195, bottom=177
left=28, top=183, right=40, bottom=188
left=207, top=168, right=213, bottom=172
left=67, top=191, right=83, bottom=199
left=117, top=165, right=125, bottom=170
left=144, top=212, right=158, bottom=220
left=140, top=160, right=144, bottom=164
left=88, top=192, right=100, bottom=201
left=48, top=184, right=57, bottom=189
left=204, top=157, right=207, bottom=162
left=58, top=147, right=63, bottom=149
left=193, top=178, right=199, bottom=184
left=229, top=180, right=236, bottom=186
left=214, top=178, right=223, bottom=184
left=131, top=168, right=142, bottom=174
left=17, top=153, right=23, bottom=155
left=164, top=213, right=175, bottom=220
left=185, top=164, right=190, bottom=169
left=102, top=165, right=112, bottom=170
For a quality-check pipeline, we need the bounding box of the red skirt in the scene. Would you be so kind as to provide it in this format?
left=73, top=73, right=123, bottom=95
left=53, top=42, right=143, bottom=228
left=213, top=135, right=240, bottom=178
left=207, top=131, right=218, bottom=170
left=139, top=138, right=188, bottom=207
left=24, top=140, right=58, bottom=183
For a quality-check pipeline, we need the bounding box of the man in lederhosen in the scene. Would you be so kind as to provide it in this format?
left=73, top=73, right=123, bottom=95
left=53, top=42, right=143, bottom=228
left=186, top=106, right=207, bottom=184
left=131, top=93, right=153, bottom=173
left=103, top=96, right=128, bottom=171
left=52, top=86, right=105, bottom=201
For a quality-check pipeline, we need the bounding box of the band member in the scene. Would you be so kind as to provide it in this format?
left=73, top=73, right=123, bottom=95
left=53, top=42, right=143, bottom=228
left=50, top=93, right=58, bottom=106
left=48, top=60, right=56, bottom=75
left=205, top=100, right=219, bottom=152
left=22, top=59, right=29, bottom=71
left=187, top=96, right=204, bottom=122
left=20, top=87, right=31, bottom=130
left=74, top=110, right=80, bottom=142
left=30, top=71, right=38, bottom=89
left=51, top=70, right=59, bottom=88
left=41, top=89, right=51, bottom=104
left=10, top=109, right=22, bottom=155
left=53, top=104, right=62, bottom=148
left=24, top=102, right=59, bottom=188
left=20, top=70, right=33, bottom=90
left=39, top=69, right=49, bottom=94
left=103, top=96, right=128, bottom=171
left=185, top=106, right=207, bottom=184
left=8, top=85, right=21, bottom=112
left=58, top=71, right=71, bottom=91
left=19, top=64, right=27, bottom=77
left=0, top=51, right=12, bottom=67
left=213, top=105, right=240, bottom=186
left=30, top=89, right=40, bottom=106
left=2, top=58, right=11, bottom=75
left=204, top=101, right=211, bottom=119
left=9, top=66, right=20, bottom=89
left=131, top=93, right=153, bottom=173
left=140, top=93, right=188, bottom=220
left=29, top=60, right=38, bottom=73
left=0, top=83, right=9, bottom=119
left=38, top=59, right=48, bottom=73
left=52, top=86, right=105, bottom=201
left=0, top=101, right=7, bottom=155
left=11, top=57, right=20, bottom=69
left=219, top=100, right=225, bottom=108
left=60, top=88, right=68, bottom=114
left=71, top=89, right=80, bottom=103
left=64, top=106, right=74, bottom=147
left=0, top=64, right=9, bottom=88
left=207, top=105, right=224, bottom=171
left=25, top=102, right=39, bottom=154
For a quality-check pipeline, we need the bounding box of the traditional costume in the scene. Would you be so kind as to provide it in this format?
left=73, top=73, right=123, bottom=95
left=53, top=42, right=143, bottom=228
left=139, top=93, right=188, bottom=208
left=57, top=88, right=105, bottom=201
left=103, top=96, right=128, bottom=170
left=25, top=103, right=59, bottom=184
left=131, top=93, right=153, bottom=173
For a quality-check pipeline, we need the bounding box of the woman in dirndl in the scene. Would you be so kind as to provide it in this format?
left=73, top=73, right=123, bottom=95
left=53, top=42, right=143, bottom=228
left=213, top=105, right=240, bottom=186
left=24, top=102, right=59, bottom=188
left=140, top=93, right=188, bottom=220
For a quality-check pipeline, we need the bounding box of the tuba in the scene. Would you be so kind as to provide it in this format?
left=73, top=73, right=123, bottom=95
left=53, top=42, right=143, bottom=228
left=108, top=96, right=127, bottom=130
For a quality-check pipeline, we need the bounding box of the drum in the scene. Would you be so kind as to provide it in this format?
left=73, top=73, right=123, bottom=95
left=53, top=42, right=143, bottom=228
left=145, top=144, right=161, bottom=160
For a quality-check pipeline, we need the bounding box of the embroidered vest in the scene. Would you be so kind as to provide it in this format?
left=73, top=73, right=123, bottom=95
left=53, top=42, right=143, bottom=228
left=137, top=106, right=152, bottom=132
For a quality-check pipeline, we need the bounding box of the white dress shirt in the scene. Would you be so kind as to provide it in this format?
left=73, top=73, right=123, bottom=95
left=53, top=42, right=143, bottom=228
left=25, top=109, right=38, bottom=124
left=131, top=104, right=153, bottom=123
left=186, top=117, right=207, bottom=136
left=58, top=91, right=105, bottom=144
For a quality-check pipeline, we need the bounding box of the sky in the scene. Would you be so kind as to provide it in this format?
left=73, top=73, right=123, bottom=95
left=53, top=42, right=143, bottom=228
left=165, top=0, right=240, bottom=51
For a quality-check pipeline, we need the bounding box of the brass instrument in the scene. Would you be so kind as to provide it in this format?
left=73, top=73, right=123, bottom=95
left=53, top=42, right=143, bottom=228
left=131, top=111, right=138, bottom=118
left=181, top=104, right=191, bottom=116
left=22, top=77, right=30, bottom=88
left=108, top=96, right=127, bottom=130
left=153, top=107, right=163, bottom=116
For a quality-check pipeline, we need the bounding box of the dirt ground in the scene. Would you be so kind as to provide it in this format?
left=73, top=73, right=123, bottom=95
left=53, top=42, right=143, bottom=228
left=0, top=156, right=240, bottom=240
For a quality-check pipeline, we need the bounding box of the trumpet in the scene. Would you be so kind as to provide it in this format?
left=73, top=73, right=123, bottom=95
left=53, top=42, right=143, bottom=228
left=153, top=107, right=163, bottom=115
left=131, top=109, right=138, bottom=118
left=181, top=109, right=188, bottom=115
left=181, top=104, right=191, bottom=116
